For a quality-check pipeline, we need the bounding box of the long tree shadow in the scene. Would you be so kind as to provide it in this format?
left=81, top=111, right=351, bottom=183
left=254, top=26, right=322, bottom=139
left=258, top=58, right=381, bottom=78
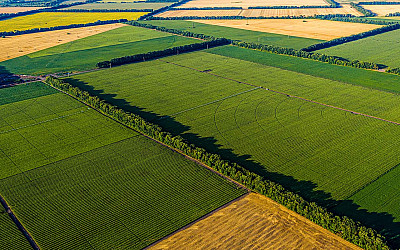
left=66, top=77, right=400, bottom=248
left=0, top=65, right=22, bottom=87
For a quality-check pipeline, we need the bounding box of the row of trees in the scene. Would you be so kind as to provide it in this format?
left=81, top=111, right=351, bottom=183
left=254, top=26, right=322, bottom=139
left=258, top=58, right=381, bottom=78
left=0, top=19, right=128, bottom=37
left=129, top=21, right=383, bottom=70
left=301, top=23, right=400, bottom=51
left=45, top=75, right=391, bottom=250
left=387, top=67, right=400, bottom=75
left=350, top=2, right=375, bottom=17
left=138, top=0, right=190, bottom=20
left=234, top=41, right=382, bottom=69
left=147, top=15, right=355, bottom=20
left=386, top=12, right=400, bottom=16
left=96, top=38, right=229, bottom=68
left=359, top=1, right=400, bottom=5
left=248, top=5, right=338, bottom=9
left=316, top=15, right=397, bottom=24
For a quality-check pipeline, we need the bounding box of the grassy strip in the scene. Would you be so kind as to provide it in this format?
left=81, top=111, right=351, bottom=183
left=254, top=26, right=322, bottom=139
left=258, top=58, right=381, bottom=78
left=45, top=75, right=390, bottom=250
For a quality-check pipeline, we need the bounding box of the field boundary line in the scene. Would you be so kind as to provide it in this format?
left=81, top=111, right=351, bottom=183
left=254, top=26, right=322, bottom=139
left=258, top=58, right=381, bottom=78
left=0, top=194, right=39, bottom=249
left=42, top=81, right=249, bottom=191
left=143, top=193, right=249, bottom=249
left=159, top=59, right=400, bottom=126
left=162, top=87, right=260, bottom=118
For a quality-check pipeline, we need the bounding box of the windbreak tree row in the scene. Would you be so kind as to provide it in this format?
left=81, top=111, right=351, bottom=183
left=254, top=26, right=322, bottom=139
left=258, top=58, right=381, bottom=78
left=45, top=76, right=390, bottom=250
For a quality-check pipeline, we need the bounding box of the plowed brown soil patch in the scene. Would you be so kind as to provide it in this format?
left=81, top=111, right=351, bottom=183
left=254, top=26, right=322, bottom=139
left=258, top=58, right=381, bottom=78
left=194, top=19, right=380, bottom=40
left=149, top=193, right=361, bottom=250
left=0, top=23, right=125, bottom=62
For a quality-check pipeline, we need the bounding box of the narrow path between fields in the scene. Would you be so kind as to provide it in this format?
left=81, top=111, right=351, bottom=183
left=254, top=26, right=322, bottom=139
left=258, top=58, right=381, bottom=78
left=158, top=59, right=400, bottom=126
left=0, top=194, right=39, bottom=249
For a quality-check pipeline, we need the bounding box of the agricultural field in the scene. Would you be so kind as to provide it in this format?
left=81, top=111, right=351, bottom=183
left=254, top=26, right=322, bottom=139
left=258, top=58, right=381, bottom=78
left=0, top=12, right=147, bottom=32
left=65, top=2, right=172, bottom=11
left=0, top=25, right=201, bottom=75
left=0, top=6, right=43, bottom=13
left=178, top=0, right=330, bottom=8
left=143, top=20, right=323, bottom=49
left=318, top=29, right=400, bottom=68
left=64, top=50, right=400, bottom=241
left=193, top=19, right=380, bottom=40
left=361, top=4, right=400, bottom=16
left=155, top=4, right=363, bottom=18
left=0, top=207, right=31, bottom=249
left=0, top=81, right=246, bottom=249
left=150, top=193, right=360, bottom=250
left=0, top=23, right=125, bottom=62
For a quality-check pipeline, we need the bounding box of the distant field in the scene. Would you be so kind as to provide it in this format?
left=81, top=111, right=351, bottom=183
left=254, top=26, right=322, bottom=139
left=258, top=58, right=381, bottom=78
left=65, top=2, right=171, bottom=10
left=179, top=0, right=329, bottom=8
left=156, top=4, right=362, bottom=18
left=361, top=4, right=400, bottom=16
left=194, top=19, right=380, bottom=40
left=318, top=29, right=400, bottom=68
left=0, top=82, right=246, bottom=249
left=0, top=23, right=125, bottom=62
left=0, top=25, right=200, bottom=75
left=0, top=12, right=146, bottom=32
left=0, top=6, right=42, bottom=13
left=151, top=193, right=359, bottom=250
left=143, top=20, right=322, bottom=49
left=0, top=207, right=31, bottom=249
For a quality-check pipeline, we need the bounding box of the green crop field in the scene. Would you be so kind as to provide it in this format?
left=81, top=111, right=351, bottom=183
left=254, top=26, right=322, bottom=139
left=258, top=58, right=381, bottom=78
left=65, top=2, right=172, bottom=10
left=141, top=20, right=323, bottom=49
left=318, top=29, right=400, bottom=68
left=208, top=45, right=400, bottom=94
left=0, top=207, right=31, bottom=249
left=0, top=25, right=201, bottom=75
left=0, top=82, right=246, bottom=249
left=65, top=51, right=400, bottom=240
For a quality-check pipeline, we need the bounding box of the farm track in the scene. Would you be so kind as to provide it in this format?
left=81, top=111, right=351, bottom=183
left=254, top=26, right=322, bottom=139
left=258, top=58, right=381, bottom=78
left=0, top=194, right=39, bottom=249
left=158, top=59, right=400, bottom=126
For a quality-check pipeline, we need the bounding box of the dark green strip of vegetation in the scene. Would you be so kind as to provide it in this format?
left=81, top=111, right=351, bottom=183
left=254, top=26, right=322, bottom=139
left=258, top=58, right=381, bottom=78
left=45, top=76, right=391, bottom=250
left=350, top=2, right=376, bottom=17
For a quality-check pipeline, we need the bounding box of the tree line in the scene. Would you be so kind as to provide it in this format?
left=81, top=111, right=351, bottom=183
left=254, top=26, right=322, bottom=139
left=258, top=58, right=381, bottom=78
left=96, top=38, right=229, bottom=68
left=0, top=19, right=128, bottom=37
left=350, top=2, right=375, bottom=17
left=387, top=67, right=400, bottom=75
left=248, top=5, right=338, bottom=9
left=138, top=0, right=190, bottom=20
left=147, top=15, right=356, bottom=20
left=316, top=15, right=397, bottom=25
left=386, top=12, right=400, bottom=16
left=359, top=1, right=400, bottom=4
left=301, top=23, right=400, bottom=52
left=45, top=75, right=391, bottom=250
left=129, top=21, right=383, bottom=70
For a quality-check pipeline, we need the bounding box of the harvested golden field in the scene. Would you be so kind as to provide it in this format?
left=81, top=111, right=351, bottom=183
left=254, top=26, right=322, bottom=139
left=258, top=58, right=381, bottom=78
left=0, top=12, right=146, bottom=32
left=149, top=193, right=361, bottom=250
left=361, top=4, right=400, bottom=16
left=0, top=23, right=125, bottom=62
left=179, top=0, right=329, bottom=8
left=156, top=4, right=362, bottom=18
left=0, top=7, right=43, bottom=14
left=194, top=19, right=379, bottom=40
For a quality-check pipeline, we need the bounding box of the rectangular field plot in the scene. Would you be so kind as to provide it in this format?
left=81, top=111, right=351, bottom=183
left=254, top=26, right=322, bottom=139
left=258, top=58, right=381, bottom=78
left=193, top=19, right=380, bottom=40
left=0, top=12, right=147, bottom=33
left=0, top=207, right=31, bottom=249
left=179, top=0, right=330, bottom=8
left=361, top=4, right=400, bottom=16
left=65, top=2, right=172, bottom=10
left=0, top=82, right=136, bottom=179
left=0, top=82, right=246, bottom=249
left=64, top=52, right=400, bottom=202
left=143, top=20, right=323, bottom=49
left=318, top=29, right=400, bottom=68
left=0, top=23, right=124, bottom=62
left=0, top=25, right=201, bottom=75
left=0, top=130, right=245, bottom=249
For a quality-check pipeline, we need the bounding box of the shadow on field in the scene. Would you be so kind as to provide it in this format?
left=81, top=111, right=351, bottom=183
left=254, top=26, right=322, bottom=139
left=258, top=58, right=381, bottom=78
left=65, top=77, right=400, bottom=249
left=0, top=65, right=21, bottom=87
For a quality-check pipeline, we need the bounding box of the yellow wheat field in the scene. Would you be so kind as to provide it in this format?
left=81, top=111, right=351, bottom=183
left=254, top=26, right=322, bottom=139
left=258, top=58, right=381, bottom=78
left=179, top=0, right=329, bottom=9
left=0, top=7, right=44, bottom=14
left=156, top=4, right=362, bottom=18
left=194, top=19, right=380, bottom=40
left=149, top=193, right=361, bottom=250
left=0, top=12, right=146, bottom=32
left=0, top=23, right=125, bottom=62
left=361, top=4, right=400, bottom=16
